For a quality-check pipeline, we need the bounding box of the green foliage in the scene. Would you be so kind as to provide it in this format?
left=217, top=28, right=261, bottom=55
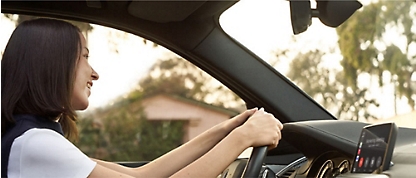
left=138, top=57, right=244, bottom=107
left=76, top=103, right=184, bottom=162
left=135, top=119, right=184, bottom=161
left=139, top=57, right=208, bottom=99
left=336, top=3, right=380, bottom=88
left=76, top=117, right=108, bottom=159
left=287, top=50, right=379, bottom=121
left=287, top=50, right=337, bottom=103
left=99, top=108, right=142, bottom=161
left=336, top=1, right=416, bottom=112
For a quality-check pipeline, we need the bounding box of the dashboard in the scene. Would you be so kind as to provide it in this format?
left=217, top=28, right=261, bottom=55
left=222, top=120, right=416, bottom=178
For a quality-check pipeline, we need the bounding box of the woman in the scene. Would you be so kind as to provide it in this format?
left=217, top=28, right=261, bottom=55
left=1, top=18, right=283, bottom=178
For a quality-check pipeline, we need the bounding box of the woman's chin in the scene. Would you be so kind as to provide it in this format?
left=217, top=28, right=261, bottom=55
left=73, top=102, right=89, bottom=111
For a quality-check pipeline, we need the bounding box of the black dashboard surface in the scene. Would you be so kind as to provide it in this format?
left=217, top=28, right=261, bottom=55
left=273, top=120, right=416, bottom=177
left=281, top=120, right=416, bottom=158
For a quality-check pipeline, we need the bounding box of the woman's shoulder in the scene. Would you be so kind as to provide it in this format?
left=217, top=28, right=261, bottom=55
left=21, top=127, right=62, bottom=135
left=17, top=128, right=65, bottom=143
left=13, top=128, right=75, bottom=152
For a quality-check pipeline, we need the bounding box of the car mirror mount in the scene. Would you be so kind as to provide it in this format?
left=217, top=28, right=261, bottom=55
left=290, top=0, right=363, bottom=35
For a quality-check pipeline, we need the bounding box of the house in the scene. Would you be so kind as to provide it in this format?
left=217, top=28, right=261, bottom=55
left=140, top=94, right=241, bottom=142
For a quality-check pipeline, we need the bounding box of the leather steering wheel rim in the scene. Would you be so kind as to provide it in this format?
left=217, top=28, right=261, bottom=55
left=241, top=146, right=268, bottom=178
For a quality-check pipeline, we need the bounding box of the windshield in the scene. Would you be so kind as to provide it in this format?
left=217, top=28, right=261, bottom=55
left=220, top=0, right=416, bottom=126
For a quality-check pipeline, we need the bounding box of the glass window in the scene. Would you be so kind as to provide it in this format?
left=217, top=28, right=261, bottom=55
left=1, top=14, right=246, bottom=161
left=220, top=0, right=416, bottom=127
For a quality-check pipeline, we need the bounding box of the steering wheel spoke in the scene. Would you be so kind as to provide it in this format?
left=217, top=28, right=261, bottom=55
left=241, top=146, right=268, bottom=178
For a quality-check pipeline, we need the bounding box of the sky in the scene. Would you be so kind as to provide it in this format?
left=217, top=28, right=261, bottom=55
left=0, top=0, right=414, bottom=119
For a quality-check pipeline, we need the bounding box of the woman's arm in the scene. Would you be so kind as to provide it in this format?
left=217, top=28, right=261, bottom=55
left=89, top=108, right=265, bottom=177
left=170, top=108, right=283, bottom=177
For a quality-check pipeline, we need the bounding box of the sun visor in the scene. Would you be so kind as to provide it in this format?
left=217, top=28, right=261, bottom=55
left=128, top=1, right=206, bottom=23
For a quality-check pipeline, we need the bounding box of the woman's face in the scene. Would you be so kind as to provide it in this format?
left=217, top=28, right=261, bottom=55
left=71, top=34, right=99, bottom=110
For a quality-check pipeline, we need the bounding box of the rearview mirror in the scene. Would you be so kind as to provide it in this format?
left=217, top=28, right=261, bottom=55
left=290, top=0, right=362, bottom=35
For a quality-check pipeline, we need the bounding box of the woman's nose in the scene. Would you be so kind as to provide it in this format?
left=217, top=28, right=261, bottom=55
left=91, top=67, right=99, bottom=80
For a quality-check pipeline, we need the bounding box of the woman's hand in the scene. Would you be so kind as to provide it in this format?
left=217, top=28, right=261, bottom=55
left=233, top=108, right=283, bottom=150
left=220, top=108, right=258, bottom=133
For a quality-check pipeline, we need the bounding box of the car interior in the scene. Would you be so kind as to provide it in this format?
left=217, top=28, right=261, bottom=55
left=2, top=1, right=416, bottom=178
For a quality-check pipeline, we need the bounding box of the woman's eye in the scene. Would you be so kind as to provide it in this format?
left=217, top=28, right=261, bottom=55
left=83, top=54, right=89, bottom=59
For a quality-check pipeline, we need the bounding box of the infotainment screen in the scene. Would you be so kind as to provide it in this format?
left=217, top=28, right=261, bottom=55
left=351, top=122, right=397, bottom=174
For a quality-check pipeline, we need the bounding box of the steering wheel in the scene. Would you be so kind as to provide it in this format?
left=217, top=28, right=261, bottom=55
left=240, top=146, right=268, bottom=178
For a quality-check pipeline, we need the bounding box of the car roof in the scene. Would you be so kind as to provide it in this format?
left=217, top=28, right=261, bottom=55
left=1, top=1, right=336, bottom=124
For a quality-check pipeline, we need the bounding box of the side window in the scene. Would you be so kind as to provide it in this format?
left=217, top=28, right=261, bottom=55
left=1, top=15, right=245, bottom=162
left=78, top=25, right=246, bottom=162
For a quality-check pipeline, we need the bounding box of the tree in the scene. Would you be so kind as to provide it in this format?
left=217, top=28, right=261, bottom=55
left=336, top=1, right=416, bottom=114
left=287, top=50, right=337, bottom=108
left=134, top=115, right=184, bottom=161
left=136, top=56, right=244, bottom=108
left=286, top=50, right=378, bottom=121
left=76, top=116, right=109, bottom=159
left=76, top=97, right=184, bottom=162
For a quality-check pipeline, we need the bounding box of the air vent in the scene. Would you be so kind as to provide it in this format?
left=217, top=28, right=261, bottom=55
left=279, top=169, right=295, bottom=178
left=275, top=156, right=307, bottom=178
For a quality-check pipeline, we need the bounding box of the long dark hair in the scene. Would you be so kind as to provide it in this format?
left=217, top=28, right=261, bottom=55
left=1, top=18, right=82, bottom=140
